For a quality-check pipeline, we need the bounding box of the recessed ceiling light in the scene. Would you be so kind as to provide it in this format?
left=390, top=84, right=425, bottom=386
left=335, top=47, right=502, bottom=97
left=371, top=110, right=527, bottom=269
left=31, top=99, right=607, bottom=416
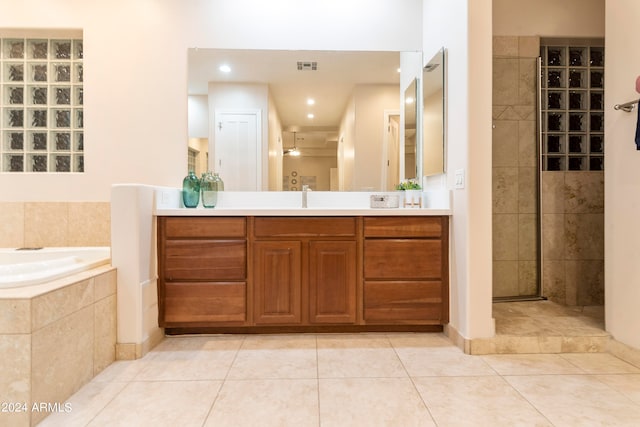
left=397, top=67, right=401, bottom=73
left=307, top=113, right=314, bottom=119
left=307, top=98, right=315, bottom=105
left=219, top=65, right=231, bottom=73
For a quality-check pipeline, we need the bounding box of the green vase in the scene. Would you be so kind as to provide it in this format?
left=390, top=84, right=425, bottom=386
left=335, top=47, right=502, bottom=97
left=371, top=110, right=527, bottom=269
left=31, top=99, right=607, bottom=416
left=213, top=173, right=224, bottom=191
left=182, top=171, right=200, bottom=208
left=200, top=171, right=217, bottom=208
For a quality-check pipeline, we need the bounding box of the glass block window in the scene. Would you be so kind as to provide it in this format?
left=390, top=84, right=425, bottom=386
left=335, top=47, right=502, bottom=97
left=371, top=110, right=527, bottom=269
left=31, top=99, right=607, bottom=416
left=541, top=40, right=604, bottom=171
left=188, top=147, right=198, bottom=173
left=1, top=33, right=83, bottom=172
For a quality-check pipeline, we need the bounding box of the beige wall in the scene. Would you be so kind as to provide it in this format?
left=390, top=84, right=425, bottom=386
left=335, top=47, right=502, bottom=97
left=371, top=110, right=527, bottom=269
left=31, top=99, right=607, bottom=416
left=493, top=0, right=605, bottom=37
left=283, top=156, right=337, bottom=191
left=0, top=0, right=422, bottom=202
left=605, top=0, right=640, bottom=349
left=0, top=202, right=110, bottom=248
left=423, top=0, right=494, bottom=339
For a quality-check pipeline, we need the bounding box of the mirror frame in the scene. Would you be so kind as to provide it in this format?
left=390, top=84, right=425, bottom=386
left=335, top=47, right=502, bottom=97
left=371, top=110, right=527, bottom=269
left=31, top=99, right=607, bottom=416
left=422, top=47, right=446, bottom=177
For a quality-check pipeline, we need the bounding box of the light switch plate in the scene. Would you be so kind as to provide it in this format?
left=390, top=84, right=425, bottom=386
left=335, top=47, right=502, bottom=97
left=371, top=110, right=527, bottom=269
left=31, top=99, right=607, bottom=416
left=454, top=168, right=465, bottom=189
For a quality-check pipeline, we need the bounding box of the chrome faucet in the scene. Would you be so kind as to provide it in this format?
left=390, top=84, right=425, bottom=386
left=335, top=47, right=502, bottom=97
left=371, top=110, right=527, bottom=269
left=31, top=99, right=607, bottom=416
left=302, top=185, right=309, bottom=208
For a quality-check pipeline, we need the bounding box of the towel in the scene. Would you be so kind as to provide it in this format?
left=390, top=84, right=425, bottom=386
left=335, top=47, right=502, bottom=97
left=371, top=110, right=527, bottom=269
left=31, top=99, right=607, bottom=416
left=636, top=76, right=640, bottom=150
left=636, top=103, right=640, bottom=150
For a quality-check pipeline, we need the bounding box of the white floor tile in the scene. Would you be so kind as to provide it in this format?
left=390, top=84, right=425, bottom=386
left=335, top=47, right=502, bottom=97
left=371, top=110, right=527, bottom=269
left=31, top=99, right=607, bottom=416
left=414, top=376, right=552, bottom=426
left=506, top=374, right=640, bottom=426
left=87, top=380, right=221, bottom=427
left=204, top=379, right=318, bottom=427
left=319, top=377, right=435, bottom=427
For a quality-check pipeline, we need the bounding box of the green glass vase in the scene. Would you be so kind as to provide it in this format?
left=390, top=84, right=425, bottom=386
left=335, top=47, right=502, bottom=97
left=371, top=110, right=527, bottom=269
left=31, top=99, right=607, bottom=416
left=200, top=171, right=217, bottom=208
left=182, top=171, right=200, bottom=208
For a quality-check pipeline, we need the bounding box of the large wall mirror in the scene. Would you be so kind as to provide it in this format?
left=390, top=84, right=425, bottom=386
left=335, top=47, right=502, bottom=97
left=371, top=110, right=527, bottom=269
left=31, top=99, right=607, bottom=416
left=188, top=49, right=413, bottom=191
left=422, top=48, right=446, bottom=176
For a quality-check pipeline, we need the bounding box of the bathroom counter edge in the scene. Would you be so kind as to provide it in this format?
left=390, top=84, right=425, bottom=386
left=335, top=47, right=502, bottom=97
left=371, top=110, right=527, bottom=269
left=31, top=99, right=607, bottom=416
left=154, top=208, right=452, bottom=216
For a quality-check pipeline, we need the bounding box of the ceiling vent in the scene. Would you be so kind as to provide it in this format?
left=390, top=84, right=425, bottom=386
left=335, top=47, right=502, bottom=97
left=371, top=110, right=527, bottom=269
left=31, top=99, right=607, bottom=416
left=297, top=61, right=318, bottom=71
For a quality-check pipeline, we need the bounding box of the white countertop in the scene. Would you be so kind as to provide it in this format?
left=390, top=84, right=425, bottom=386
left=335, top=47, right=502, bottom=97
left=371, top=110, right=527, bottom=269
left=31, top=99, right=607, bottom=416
left=153, top=189, right=452, bottom=216
left=155, top=207, right=451, bottom=216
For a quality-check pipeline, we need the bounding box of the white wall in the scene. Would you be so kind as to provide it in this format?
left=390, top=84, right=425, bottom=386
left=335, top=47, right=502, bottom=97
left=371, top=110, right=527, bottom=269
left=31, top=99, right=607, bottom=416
left=605, top=0, right=640, bottom=350
left=188, top=95, right=209, bottom=138
left=0, top=0, right=422, bottom=201
left=338, top=97, right=356, bottom=191
left=267, top=94, right=284, bottom=191
left=422, top=0, right=494, bottom=339
left=353, top=85, right=400, bottom=191
left=493, top=0, right=605, bottom=37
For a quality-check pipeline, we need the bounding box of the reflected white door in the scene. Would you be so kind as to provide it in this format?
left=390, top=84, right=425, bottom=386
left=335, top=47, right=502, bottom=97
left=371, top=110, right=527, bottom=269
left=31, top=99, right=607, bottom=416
left=386, top=114, right=400, bottom=191
left=213, top=111, right=260, bottom=191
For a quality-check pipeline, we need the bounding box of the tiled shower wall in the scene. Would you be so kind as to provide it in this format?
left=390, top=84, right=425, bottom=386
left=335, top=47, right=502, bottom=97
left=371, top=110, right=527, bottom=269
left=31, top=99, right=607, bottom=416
left=492, top=36, right=539, bottom=298
left=492, top=36, right=605, bottom=305
left=542, top=172, right=604, bottom=305
left=0, top=201, right=110, bottom=247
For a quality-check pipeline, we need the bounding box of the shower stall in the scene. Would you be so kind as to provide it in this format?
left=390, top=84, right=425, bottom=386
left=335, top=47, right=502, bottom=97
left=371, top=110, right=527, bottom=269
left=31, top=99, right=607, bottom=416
left=492, top=36, right=605, bottom=306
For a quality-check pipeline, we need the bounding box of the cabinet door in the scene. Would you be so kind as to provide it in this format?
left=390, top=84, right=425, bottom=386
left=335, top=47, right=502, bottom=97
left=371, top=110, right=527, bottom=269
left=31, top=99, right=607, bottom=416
left=253, top=241, right=302, bottom=324
left=309, top=241, right=357, bottom=324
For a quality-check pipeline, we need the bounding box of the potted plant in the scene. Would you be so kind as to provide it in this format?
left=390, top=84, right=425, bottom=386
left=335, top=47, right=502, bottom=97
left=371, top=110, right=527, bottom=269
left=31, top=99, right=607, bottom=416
left=395, top=179, right=422, bottom=208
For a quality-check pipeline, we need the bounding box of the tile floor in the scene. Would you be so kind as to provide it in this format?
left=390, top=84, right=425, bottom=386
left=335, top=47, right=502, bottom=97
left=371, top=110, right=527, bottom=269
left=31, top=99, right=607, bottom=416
left=474, top=300, right=612, bottom=354
left=38, top=330, right=640, bottom=426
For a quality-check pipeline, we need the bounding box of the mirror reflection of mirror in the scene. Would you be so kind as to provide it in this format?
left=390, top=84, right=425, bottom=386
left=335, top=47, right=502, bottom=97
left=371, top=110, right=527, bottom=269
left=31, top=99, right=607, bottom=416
left=422, top=47, right=446, bottom=177
left=404, top=78, right=418, bottom=181
left=187, top=49, right=408, bottom=191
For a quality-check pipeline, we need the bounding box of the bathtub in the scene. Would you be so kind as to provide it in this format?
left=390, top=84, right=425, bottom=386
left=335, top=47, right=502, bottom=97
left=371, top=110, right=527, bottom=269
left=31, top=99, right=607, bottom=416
left=0, top=246, right=111, bottom=289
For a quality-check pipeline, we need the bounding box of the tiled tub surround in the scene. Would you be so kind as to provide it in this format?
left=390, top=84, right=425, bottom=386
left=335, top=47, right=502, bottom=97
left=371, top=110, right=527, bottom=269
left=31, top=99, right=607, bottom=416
left=0, top=202, right=110, bottom=248
left=0, top=266, right=116, bottom=426
left=492, top=36, right=540, bottom=299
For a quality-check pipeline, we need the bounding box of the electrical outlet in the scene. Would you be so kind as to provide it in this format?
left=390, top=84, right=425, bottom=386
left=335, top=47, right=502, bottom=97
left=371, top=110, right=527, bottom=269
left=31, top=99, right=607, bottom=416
left=454, top=168, right=465, bottom=189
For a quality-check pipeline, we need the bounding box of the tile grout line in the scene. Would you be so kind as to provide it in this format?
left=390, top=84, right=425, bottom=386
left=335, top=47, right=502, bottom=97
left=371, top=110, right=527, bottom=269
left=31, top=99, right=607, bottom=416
left=199, top=334, right=247, bottom=427
left=386, top=333, right=439, bottom=426
left=315, top=334, right=321, bottom=427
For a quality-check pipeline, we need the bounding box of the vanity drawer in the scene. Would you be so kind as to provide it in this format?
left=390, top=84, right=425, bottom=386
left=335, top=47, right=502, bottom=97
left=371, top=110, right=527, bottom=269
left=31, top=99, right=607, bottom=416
left=363, top=280, right=443, bottom=323
left=163, top=217, right=246, bottom=238
left=254, top=217, right=356, bottom=237
left=164, top=282, right=246, bottom=324
left=364, top=216, right=443, bottom=238
left=163, top=239, right=246, bottom=280
left=364, top=239, right=442, bottom=279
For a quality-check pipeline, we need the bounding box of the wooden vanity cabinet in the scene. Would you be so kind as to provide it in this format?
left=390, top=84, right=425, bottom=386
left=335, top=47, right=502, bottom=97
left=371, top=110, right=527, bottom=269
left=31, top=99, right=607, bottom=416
left=157, top=214, right=449, bottom=332
left=363, top=216, right=449, bottom=325
left=157, top=217, right=248, bottom=327
left=252, top=217, right=358, bottom=326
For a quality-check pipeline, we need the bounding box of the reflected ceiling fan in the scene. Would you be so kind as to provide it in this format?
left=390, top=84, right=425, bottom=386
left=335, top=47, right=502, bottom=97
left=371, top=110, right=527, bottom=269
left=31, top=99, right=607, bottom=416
left=284, top=132, right=301, bottom=156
